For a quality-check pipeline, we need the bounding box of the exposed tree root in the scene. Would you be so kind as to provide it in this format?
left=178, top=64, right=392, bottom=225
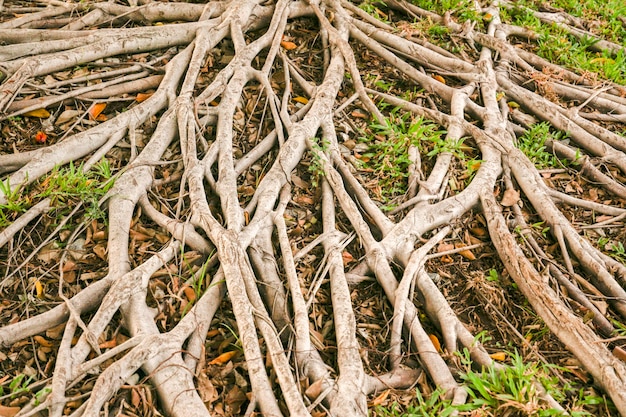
left=1, top=0, right=625, bottom=416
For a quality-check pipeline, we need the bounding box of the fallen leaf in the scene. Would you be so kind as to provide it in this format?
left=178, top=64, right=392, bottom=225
left=432, top=74, right=446, bottom=84
left=500, top=188, right=520, bottom=207
left=368, top=389, right=390, bottom=407
left=351, top=110, right=368, bottom=119
left=34, top=131, right=47, bottom=143
left=208, top=350, right=238, bottom=365
left=33, top=335, right=53, bottom=347
left=454, top=243, right=476, bottom=260
left=613, top=346, right=626, bottom=362
left=293, top=96, right=309, bottom=104
left=34, top=279, right=44, bottom=299
left=428, top=334, right=442, bottom=352
left=197, top=372, right=218, bottom=403
left=225, top=385, right=247, bottom=414
left=183, top=286, right=196, bottom=303
left=305, top=378, right=325, bottom=400
left=55, top=109, right=81, bottom=125
left=490, top=352, right=507, bottom=361
left=24, top=108, right=50, bottom=118
left=0, top=405, right=21, bottom=417
left=280, top=41, right=297, bottom=50
left=342, top=251, right=354, bottom=266
left=89, top=103, right=107, bottom=120
left=99, top=339, right=117, bottom=349
left=135, top=93, right=153, bottom=102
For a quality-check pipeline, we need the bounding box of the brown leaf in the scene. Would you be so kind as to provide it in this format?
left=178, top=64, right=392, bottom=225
left=0, top=405, right=21, bottom=417
left=93, top=244, right=107, bottom=261
left=33, top=335, right=53, bottom=347
left=368, top=389, right=390, bottom=407
left=500, top=188, right=520, bottom=207
left=197, top=372, right=218, bottom=403
left=613, top=346, right=626, bottom=362
left=225, top=386, right=247, bottom=414
left=305, top=378, right=325, bottom=400
left=454, top=243, right=476, bottom=260
left=183, top=286, right=196, bottom=303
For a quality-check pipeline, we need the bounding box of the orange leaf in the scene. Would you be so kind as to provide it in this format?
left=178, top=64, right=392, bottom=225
left=34, top=279, right=44, bottom=299
left=33, top=335, right=53, bottom=347
left=454, top=243, right=476, bottom=260
left=368, top=389, right=390, bottom=407
left=183, top=286, right=196, bottom=303
left=24, top=108, right=50, bottom=118
left=35, top=131, right=48, bottom=143
left=99, top=339, right=118, bottom=349
left=428, top=334, right=442, bottom=352
left=208, top=350, right=238, bottom=365
left=280, top=41, right=297, bottom=50
left=0, top=405, right=21, bottom=417
left=342, top=251, right=354, bottom=266
left=351, top=110, right=368, bottom=119
left=432, top=74, right=446, bottom=84
left=89, top=103, right=107, bottom=120
left=135, top=92, right=153, bottom=102
left=490, top=351, right=507, bottom=361
left=293, top=96, right=309, bottom=104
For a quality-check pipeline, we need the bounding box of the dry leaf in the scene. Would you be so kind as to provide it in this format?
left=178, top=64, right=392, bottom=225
left=183, top=286, right=196, bottom=303
left=342, top=251, right=354, bottom=266
left=34, top=279, right=44, bottom=299
left=280, top=41, right=297, bottom=50
left=501, top=189, right=520, bottom=207
left=93, top=244, right=107, bottom=261
left=34, top=131, right=48, bottom=143
left=0, top=405, right=21, bottom=417
left=351, top=110, right=368, bottom=119
left=99, top=339, right=117, bottom=349
left=428, top=334, right=442, bottom=352
left=197, top=372, right=219, bottom=403
left=24, top=108, right=50, bottom=118
left=225, top=385, right=247, bottom=414
left=209, top=350, right=238, bottom=365
left=368, top=389, right=390, bottom=407
left=33, top=335, right=53, bottom=347
left=56, top=109, right=81, bottom=125
left=89, top=103, right=107, bottom=120
left=305, top=378, right=325, bottom=400
left=438, top=243, right=454, bottom=253
left=432, top=74, right=446, bottom=84
left=293, top=96, right=309, bottom=104
left=490, top=351, right=507, bottom=361
left=613, top=346, right=626, bottom=362
left=454, top=243, right=476, bottom=260
left=135, top=93, right=153, bottom=102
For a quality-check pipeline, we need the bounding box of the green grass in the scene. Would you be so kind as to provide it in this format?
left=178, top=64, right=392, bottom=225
left=0, top=159, right=114, bottom=227
left=358, top=112, right=448, bottom=207
left=500, top=0, right=626, bottom=84
left=516, top=122, right=571, bottom=168
left=374, top=349, right=611, bottom=416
